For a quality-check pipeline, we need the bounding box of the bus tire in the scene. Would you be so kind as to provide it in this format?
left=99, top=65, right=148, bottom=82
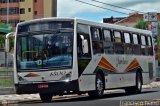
left=135, top=72, right=142, bottom=93
left=39, top=93, right=53, bottom=102
left=88, top=73, right=104, bottom=98
left=125, top=72, right=142, bottom=94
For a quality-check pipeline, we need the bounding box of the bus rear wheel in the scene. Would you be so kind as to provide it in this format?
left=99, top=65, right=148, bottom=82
left=88, top=73, right=104, bottom=98
left=39, top=93, right=53, bottom=102
left=135, top=72, right=142, bottom=93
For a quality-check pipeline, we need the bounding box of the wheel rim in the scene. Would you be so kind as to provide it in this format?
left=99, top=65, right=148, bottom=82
left=97, top=78, right=104, bottom=96
left=137, top=76, right=142, bottom=90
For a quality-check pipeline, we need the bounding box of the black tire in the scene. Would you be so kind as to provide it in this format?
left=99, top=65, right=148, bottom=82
left=88, top=73, right=104, bottom=98
left=135, top=72, right=142, bottom=93
left=39, top=93, right=53, bottom=102
left=125, top=72, right=142, bottom=94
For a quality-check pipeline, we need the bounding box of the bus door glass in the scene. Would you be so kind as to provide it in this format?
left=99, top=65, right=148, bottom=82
left=77, top=24, right=91, bottom=76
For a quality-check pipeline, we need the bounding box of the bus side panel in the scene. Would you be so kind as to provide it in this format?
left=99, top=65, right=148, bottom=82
left=78, top=54, right=154, bottom=91
left=105, top=73, right=136, bottom=89
left=140, top=56, right=155, bottom=84
left=79, top=75, right=96, bottom=91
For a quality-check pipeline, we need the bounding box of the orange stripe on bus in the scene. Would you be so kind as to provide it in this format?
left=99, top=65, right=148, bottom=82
left=98, top=57, right=116, bottom=72
left=125, top=59, right=140, bottom=72
left=98, top=61, right=116, bottom=72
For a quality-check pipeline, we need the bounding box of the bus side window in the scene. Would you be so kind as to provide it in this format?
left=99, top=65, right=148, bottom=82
left=90, top=27, right=103, bottom=54
left=124, top=32, right=132, bottom=54
left=141, top=35, right=148, bottom=55
left=132, top=34, right=141, bottom=55
left=114, top=31, right=124, bottom=54
left=90, top=27, right=102, bottom=41
left=103, top=29, right=114, bottom=54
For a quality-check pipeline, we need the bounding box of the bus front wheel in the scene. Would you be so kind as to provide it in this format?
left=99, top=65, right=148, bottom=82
left=39, top=93, right=53, bottom=102
left=88, top=73, right=104, bottom=98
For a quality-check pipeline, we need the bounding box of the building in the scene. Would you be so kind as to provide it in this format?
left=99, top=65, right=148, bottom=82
left=0, top=0, right=57, bottom=68
left=103, top=13, right=160, bottom=27
left=0, top=0, right=57, bottom=27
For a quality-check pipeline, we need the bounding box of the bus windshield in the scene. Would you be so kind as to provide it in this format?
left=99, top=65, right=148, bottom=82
left=16, top=30, right=73, bottom=70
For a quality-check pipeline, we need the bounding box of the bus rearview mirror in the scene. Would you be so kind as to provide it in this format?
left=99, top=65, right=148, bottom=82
left=5, top=32, right=15, bottom=53
left=80, top=35, right=89, bottom=54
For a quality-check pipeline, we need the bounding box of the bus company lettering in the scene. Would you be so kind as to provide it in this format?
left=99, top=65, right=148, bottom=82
left=50, top=71, right=67, bottom=77
left=116, top=57, right=129, bottom=67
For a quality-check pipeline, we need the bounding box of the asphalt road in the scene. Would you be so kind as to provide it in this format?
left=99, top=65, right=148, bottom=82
left=15, top=88, right=160, bottom=106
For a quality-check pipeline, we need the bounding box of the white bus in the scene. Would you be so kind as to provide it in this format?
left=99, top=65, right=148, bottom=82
left=6, top=18, right=155, bottom=102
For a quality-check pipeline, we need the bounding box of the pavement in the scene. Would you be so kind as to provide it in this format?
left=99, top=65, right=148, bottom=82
left=0, top=81, right=160, bottom=105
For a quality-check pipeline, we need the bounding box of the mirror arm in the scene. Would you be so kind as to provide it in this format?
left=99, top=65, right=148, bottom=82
left=5, top=32, right=15, bottom=52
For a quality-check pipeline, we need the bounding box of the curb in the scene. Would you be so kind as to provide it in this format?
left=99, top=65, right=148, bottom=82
left=0, top=94, right=84, bottom=105
left=142, top=82, right=160, bottom=89
left=0, top=88, right=15, bottom=95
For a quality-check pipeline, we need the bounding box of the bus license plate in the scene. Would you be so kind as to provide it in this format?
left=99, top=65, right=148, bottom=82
left=38, top=84, right=48, bottom=89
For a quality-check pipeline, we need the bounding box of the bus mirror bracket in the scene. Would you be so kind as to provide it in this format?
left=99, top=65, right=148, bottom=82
left=80, top=35, right=89, bottom=54
left=5, top=32, right=15, bottom=52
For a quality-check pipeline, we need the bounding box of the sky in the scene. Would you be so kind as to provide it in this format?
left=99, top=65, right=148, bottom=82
left=58, top=0, right=160, bottom=22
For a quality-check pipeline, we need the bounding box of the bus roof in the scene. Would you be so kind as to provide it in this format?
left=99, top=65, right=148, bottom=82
left=17, top=17, right=152, bottom=36
left=75, top=18, right=152, bottom=35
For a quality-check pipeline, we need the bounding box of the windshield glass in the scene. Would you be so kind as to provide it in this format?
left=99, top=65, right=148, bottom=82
left=17, top=31, right=73, bottom=70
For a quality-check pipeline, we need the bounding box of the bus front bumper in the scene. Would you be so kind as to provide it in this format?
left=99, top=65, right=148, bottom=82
left=15, top=80, right=79, bottom=94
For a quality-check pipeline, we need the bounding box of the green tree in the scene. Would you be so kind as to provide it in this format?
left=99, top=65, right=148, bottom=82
left=9, top=37, right=14, bottom=52
left=134, top=19, right=147, bottom=30
left=134, top=19, right=160, bottom=41
left=0, top=34, right=5, bottom=49
left=0, top=22, right=14, bottom=51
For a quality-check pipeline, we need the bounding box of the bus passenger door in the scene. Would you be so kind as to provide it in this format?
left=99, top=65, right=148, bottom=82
left=77, top=34, right=92, bottom=76
left=77, top=24, right=92, bottom=77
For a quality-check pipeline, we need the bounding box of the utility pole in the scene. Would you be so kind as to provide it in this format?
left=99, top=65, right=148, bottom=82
left=52, top=0, right=57, bottom=17
left=5, top=0, right=9, bottom=67
left=7, top=0, right=9, bottom=24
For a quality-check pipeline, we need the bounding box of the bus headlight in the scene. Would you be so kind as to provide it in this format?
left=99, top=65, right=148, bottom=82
left=18, top=75, right=26, bottom=81
left=64, top=79, right=70, bottom=82
left=60, top=72, right=71, bottom=82
left=18, top=75, right=23, bottom=81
